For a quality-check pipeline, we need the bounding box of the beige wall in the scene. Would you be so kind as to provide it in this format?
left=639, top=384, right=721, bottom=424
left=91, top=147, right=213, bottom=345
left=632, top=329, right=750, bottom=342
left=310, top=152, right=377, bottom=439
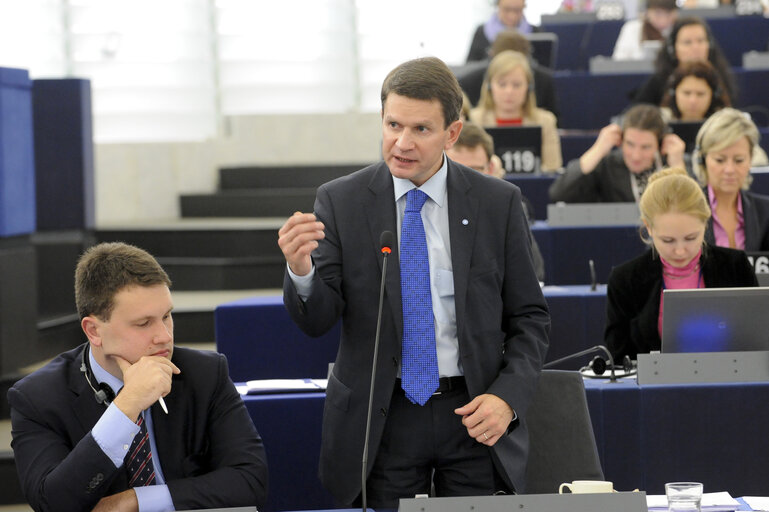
left=94, top=112, right=382, bottom=224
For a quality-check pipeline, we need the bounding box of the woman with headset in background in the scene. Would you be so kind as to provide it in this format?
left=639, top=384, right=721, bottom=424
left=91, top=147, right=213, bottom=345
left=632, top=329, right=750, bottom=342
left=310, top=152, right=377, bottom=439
left=549, top=104, right=685, bottom=202
left=693, top=108, right=769, bottom=251
left=612, top=0, right=679, bottom=61
left=469, top=49, right=562, bottom=172
left=605, top=167, right=758, bottom=361
left=660, top=60, right=731, bottom=122
left=633, top=16, right=735, bottom=107
left=466, top=0, right=538, bottom=63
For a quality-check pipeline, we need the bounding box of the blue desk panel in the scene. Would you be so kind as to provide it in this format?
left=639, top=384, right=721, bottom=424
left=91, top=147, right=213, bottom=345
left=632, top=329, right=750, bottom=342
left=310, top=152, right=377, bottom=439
left=215, top=295, right=341, bottom=382
left=554, top=68, right=769, bottom=131
left=0, top=67, right=35, bottom=236
left=216, top=287, right=608, bottom=383
left=505, top=174, right=555, bottom=221
left=532, top=221, right=647, bottom=286
left=584, top=378, right=769, bottom=496
left=244, top=378, right=769, bottom=510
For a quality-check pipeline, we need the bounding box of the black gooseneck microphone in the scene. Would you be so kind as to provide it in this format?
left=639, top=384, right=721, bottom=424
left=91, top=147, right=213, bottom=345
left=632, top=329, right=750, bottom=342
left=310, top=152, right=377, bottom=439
left=361, top=230, right=395, bottom=512
left=544, top=344, right=618, bottom=382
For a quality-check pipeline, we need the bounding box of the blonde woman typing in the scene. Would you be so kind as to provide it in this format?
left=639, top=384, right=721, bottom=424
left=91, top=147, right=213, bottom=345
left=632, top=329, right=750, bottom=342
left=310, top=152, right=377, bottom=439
left=605, top=167, right=757, bottom=360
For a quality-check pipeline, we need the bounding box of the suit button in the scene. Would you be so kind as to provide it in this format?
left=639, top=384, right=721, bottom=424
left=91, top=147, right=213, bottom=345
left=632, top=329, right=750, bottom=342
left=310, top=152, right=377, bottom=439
left=380, top=408, right=387, bottom=416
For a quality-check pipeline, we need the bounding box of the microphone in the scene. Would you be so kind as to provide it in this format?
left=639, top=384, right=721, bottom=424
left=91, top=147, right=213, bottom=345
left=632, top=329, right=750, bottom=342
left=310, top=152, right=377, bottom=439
left=589, top=259, right=597, bottom=291
left=544, top=345, right=618, bottom=382
left=361, top=230, right=395, bottom=512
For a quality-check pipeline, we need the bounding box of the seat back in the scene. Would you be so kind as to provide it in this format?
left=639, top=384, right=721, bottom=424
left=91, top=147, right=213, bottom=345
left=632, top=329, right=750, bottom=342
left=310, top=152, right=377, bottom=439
left=524, top=370, right=604, bottom=494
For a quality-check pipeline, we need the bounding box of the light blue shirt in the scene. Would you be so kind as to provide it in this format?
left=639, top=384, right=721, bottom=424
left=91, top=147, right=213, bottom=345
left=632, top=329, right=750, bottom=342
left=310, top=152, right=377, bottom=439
left=89, top=350, right=174, bottom=512
left=290, top=154, right=462, bottom=377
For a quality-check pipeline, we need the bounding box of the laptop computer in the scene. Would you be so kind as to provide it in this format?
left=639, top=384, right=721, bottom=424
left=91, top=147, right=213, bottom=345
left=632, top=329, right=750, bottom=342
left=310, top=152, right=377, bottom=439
left=669, top=121, right=704, bottom=154
left=661, top=286, right=769, bottom=353
left=484, top=126, right=542, bottom=175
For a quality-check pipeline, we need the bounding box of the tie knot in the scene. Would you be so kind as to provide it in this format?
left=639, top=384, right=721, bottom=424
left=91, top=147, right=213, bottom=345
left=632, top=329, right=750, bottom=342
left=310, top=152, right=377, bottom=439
left=405, top=189, right=428, bottom=213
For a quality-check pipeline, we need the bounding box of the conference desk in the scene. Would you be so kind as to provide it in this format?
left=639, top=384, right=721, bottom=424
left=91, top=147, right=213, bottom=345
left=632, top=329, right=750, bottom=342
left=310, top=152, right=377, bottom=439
left=216, top=286, right=608, bottom=382
left=531, top=221, right=646, bottom=286
left=243, top=377, right=769, bottom=511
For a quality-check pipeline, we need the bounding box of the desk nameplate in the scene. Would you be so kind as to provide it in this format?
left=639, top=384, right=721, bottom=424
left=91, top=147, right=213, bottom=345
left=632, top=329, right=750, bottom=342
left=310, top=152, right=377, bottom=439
left=399, top=492, right=647, bottom=512
left=637, top=351, right=769, bottom=385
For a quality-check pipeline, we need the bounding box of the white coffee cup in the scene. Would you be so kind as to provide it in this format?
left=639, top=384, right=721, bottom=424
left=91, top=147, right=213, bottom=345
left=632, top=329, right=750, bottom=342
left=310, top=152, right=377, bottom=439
left=558, top=480, right=614, bottom=494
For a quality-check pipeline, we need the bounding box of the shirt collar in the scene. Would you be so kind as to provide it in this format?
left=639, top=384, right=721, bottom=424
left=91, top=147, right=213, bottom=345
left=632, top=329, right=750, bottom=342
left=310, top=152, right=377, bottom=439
left=89, top=346, right=124, bottom=395
left=708, top=185, right=743, bottom=215
left=392, top=152, right=448, bottom=207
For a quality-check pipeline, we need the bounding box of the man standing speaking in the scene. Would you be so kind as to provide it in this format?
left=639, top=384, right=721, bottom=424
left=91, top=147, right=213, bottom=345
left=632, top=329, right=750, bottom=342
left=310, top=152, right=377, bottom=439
left=279, top=56, right=549, bottom=508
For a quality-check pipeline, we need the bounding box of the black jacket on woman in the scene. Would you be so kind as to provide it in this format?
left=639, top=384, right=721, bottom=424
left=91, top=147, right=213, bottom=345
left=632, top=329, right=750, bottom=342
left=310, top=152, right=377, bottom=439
left=605, top=245, right=758, bottom=360
left=704, top=189, right=769, bottom=251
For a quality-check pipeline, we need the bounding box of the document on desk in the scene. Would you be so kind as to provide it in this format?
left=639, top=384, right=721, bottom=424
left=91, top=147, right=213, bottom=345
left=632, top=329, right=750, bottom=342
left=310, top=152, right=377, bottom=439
left=647, top=491, right=739, bottom=511
left=236, top=379, right=328, bottom=395
left=742, top=496, right=769, bottom=510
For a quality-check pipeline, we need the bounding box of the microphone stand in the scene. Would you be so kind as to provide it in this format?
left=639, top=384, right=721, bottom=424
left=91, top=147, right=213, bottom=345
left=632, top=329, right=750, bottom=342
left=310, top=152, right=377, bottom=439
left=544, top=345, right=617, bottom=382
left=361, top=242, right=392, bottom=512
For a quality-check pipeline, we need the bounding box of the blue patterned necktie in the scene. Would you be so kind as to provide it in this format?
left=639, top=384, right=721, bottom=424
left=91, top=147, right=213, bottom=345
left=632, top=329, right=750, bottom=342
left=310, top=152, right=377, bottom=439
left=400, top=189, right=439, bottom=406
left=125, top=414, right=156, bottom=487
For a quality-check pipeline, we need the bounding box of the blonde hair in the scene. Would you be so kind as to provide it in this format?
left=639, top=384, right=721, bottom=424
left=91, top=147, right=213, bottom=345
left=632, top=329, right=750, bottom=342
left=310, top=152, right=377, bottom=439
left=478, top=50, right=537, bottom=119
left=693, top=108, right=759, bottom=189
left=639, top=167, right=711, bottom=239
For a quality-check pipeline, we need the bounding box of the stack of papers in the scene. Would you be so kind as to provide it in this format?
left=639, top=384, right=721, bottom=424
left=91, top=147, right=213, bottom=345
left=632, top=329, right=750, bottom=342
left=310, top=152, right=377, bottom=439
left=742, top=496, right=769, bottom=510
left=647, top=491, right=740, bottom=511
left=236, top=379, right=328, bottom=395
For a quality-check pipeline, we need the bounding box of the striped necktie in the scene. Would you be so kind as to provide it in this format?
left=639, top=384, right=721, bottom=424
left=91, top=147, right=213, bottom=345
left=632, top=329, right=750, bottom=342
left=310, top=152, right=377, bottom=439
left=125, top=414, right=156, bottom=487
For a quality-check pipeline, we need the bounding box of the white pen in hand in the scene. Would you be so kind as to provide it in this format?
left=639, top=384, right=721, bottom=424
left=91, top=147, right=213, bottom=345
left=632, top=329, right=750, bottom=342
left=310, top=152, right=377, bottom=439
left=158, top=396, right=168, bottom=414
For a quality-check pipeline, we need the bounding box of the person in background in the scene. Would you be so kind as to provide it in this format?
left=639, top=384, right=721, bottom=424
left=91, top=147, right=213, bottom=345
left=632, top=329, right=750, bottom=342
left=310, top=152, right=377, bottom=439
left=446, top=122, right=546, bottom=282
left=458, top=30, right=559, bottom=121
left=605, top=167, right=758, bottom=361
left=660, top=60, right=731, bottom=122
left=692, top=108, right=769, bottom=250
left=469, top=50, right=562, bottom=172
left=467, top=0, right=538, bottom=62
left=7, top=242, right=268, bottom=512
left=549, top=104, right=686, bottom=203
left=633, top=16, right=736, bottom=106
left=613, top=0, right=678, bottom=61
left=279, top=56, right=549, bottom=508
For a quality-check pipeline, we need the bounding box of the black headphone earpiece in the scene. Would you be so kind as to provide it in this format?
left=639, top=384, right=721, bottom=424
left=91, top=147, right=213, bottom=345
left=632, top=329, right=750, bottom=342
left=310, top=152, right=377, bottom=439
left=80, top=345, right=116, bottom=406
left=588, top=355, right=607, bottom=375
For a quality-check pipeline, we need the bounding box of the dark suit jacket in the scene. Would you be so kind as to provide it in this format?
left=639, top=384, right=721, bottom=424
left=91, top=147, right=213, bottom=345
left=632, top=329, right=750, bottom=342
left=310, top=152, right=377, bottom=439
left=704, top=189, right=769, bottom=251
left=549, top=150, right=636, bottom=203
left=283, top=160, right=550, bottom=504
left=7, top=345, right=268, bottom=512
left=605, top=246, right=758, bottom=360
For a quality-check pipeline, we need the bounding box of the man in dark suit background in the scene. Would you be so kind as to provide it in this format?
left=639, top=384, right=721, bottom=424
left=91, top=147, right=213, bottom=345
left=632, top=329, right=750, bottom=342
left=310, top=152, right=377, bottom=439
left=279, top=56, right=550, bottom=508
left=8, top=242, right=268, bottom=512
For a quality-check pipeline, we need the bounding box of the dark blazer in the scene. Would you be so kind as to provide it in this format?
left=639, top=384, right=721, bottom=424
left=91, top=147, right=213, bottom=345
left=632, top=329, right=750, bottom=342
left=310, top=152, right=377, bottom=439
left=7, top=345, right=268, bottom=512
left=283, top=160, right=550, bottom=504
left=705, top=189, right=769, bottom=251
left=549, top=150, right=636, bottom=203
left=605, top=246, right=758, bottom=360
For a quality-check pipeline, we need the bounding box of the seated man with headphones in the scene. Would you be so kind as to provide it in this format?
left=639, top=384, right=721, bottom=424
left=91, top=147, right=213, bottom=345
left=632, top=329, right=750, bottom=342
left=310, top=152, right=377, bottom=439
left=549, top=104, right=686, bottom=203
left=7, top=242, right=268, bottom=512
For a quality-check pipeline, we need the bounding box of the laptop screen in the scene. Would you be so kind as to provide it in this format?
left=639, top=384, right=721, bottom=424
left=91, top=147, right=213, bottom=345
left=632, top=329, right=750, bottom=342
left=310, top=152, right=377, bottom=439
left=661, top=287, right=769, bottom=353
left=669, top=121, right=704, bottom=154
left=484, top=126, right=542, bottom=175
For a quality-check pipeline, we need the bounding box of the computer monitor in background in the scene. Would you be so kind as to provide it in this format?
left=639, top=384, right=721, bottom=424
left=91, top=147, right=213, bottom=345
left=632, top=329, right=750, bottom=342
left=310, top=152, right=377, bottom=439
left=661, top=287, right=769, bottom=353
left=527, top=32, right=558, bottom=70
left=669, top=120, right=704, bottom=154
left=484, top=126, right=542, bottom=175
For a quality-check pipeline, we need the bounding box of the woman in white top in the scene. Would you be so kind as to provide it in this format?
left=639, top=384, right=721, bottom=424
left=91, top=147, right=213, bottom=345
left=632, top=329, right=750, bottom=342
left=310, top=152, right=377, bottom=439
left=613, top=0, right=678, bottom=61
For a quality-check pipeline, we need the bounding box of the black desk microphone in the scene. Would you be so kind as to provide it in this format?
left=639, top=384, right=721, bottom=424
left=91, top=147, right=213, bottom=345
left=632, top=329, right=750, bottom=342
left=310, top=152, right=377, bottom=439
left=361, top=231, right=395, bottom=512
